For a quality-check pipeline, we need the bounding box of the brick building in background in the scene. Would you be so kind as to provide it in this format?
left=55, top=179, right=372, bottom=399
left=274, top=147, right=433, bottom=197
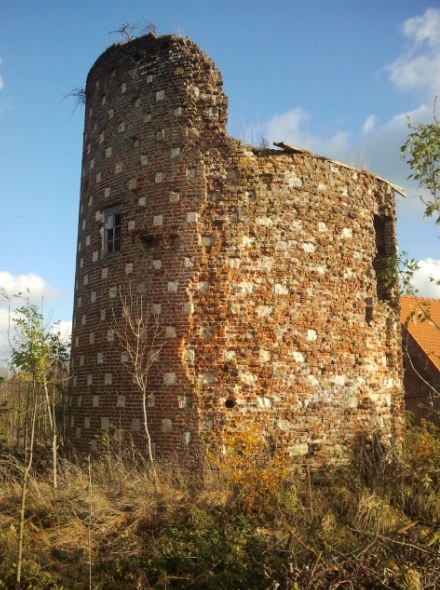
left=400, top=296, right=440, bottom=423
left=67, top=33, right=404, bottom=466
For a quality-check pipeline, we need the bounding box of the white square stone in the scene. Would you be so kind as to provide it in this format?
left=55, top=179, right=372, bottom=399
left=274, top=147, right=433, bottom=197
left=162, top=418, right=172, bottom=432
left=104, top=373, right=113, bottom=385
left=307, top=329, right=317, bottom=341
left=148, top=349, right=160, bottom=363
left=185, top=349, right=195, bottom=364
left=186, top=212, right=198, bottom=223
left=167, top=281, right=178, bottom=293
left=93, top=395, right=99, bottom=407
left=102, top=268, right=108, bottom=279
left=165, top=326, right=176, bottom=338
left=125, top=263, right=133, bottom=274
left=164, top=373, right=176, bottom=385
left=153, top=215, right=163, bottom=226
left=224, top=350, right=236, bottom=361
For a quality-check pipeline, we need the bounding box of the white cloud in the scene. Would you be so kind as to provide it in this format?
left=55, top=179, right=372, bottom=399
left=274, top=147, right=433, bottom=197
left=362, top=115, right=376, bottom=135
left=358, top=104, right=431, bottom=184
left=411, top=258, right=440, bottom=298
left=0, top=308, right=12, bottom=365
left=264, top=107, right=351, bottom=163
left=50, top=320, right=72, bottom=345
left=0, top=272, right=68, bottom=366
left=386, top=7, right=440, bottom=100
left=0, top=271, right=58, bottom=302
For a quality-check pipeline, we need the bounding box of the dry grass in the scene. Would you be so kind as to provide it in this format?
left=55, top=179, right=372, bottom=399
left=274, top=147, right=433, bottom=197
left=1, top=427, right=440, bottom=588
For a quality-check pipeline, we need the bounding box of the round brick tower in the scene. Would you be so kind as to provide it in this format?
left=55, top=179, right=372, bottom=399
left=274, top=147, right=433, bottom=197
left=69, top=34, right=230, bottom=459
left=69, top=34, right=403, bottom=465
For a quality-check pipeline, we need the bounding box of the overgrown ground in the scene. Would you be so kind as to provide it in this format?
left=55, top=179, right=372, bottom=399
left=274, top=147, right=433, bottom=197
left=1, top=422, right=440, bottom=589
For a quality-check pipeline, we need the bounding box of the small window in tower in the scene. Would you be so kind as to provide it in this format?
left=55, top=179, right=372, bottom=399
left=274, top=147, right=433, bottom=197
left=373, top=214, right=395, bottom=301
left=104, top=207, right=122, bottom=255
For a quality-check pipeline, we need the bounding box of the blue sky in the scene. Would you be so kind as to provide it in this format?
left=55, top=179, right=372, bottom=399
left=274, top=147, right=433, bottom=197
left=0, top=0, right=439, bottom=357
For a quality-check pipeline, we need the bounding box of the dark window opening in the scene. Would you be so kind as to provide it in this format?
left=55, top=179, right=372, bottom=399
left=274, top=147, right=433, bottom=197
left=365, top=297, right=374, bottom=325
left=171, top=235, right=181, bottom=250
left=373, top=214, right=395, bottom=301
left=225, top=399, right=235, bottom=409
left=104, top=208, right=122, bottom=255
left=141, top=235, right=160, bottom=254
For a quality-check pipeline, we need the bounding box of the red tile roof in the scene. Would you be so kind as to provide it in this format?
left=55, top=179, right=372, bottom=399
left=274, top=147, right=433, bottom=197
left=400, top=296, right=440, bottom=374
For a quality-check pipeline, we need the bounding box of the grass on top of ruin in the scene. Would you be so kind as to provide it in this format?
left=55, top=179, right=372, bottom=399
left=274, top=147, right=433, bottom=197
left=1, top=419, right=440, bottom=589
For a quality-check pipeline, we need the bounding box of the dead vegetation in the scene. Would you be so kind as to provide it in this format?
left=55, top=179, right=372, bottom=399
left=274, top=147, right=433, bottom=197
left=1, top=422, right=440, bottom=589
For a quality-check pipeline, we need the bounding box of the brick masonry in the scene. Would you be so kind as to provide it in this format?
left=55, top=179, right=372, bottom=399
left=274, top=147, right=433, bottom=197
left=67, top=33, right=404, bottom=466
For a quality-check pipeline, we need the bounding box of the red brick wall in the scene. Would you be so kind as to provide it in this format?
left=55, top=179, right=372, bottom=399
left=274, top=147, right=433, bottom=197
left=402, top=331, right=440, bottom=424
left=67, top=34, right=404, bottom=466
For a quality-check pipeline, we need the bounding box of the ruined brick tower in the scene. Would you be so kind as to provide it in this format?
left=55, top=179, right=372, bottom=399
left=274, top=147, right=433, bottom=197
left=68, top=33, right=404, bottom=465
